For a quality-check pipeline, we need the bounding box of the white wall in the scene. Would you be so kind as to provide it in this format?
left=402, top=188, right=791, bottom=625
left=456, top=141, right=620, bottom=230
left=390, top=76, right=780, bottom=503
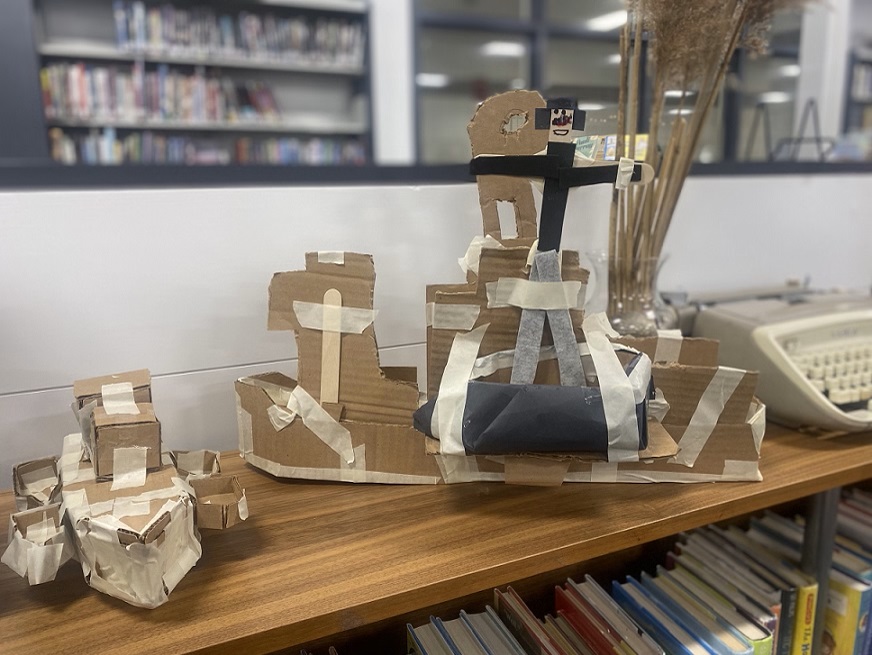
left=1, top=174, right=871, bottom=487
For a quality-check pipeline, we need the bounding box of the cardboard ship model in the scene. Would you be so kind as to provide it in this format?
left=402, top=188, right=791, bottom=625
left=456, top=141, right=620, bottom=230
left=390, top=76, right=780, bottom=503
left=237, top=90, right=766, bottom=486
left=2, top=370, right=247, bottom=608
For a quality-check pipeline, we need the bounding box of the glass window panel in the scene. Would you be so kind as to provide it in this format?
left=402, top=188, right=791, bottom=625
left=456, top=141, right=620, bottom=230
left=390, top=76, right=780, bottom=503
left=769, top=10, right=803, bottom=51
left=546, top=0, right=627, bottom=31
left=418, top=28, right=530, bottom=163
left=737, top=54, right=799, bottom=161
left=655, top=92, right=724, bottom=163
left=417, top=0, right=531, bottom=20
left=544, top=38, right=621, bottom=138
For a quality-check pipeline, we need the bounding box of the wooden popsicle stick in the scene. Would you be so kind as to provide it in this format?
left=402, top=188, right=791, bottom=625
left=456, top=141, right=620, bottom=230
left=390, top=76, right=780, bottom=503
left=320, top=288, right=342, bottom=404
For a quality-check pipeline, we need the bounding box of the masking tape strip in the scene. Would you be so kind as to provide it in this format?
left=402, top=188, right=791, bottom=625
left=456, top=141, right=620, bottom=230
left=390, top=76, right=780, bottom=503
left=426, top=303, right=481, bottom=330
left=26, top=543, right=64, bottom=585
left=615, top=157, right=635, bottom=190
left=648, top=388, right=671, bottom=422
left=60, top=433, right=85, bottom=484
left=583, top=312, right=619, bottom=338
left=469, top=341, right=621, bottom=380
left=590, top=462, right=619, bottom=483
left=19, top=468, right=57, bottom=501
left=670, top=367, right=747, bottom=467
left=432, top=324, right=489, bottom=456
left=238, top=493, right=249, bottom=521
left=236, top=395, right=254, bottom=456
left=101, top=382, right=141, bottom=416
left=583, top=315, right=642, bottom=463
left=292, top=301, right=376, bottom=334
left=486, top=278, right=584, bottom=310
left=525, top=240, right=539, bottom=268
left=25, top=516, right=59, bottom=544
left=1, top=529, right=30, bottom=577
left=562, top=467, right=762, bottom=484
left=654, top=329, right=684, bottom=363
left=267, top=404, right=297, bottom=431
left=458, top=235, right=505, bottom=275
left=317, top=251, right=345, bottom=265
left=749, top=401, right=766, bottom=453
left=435, top=454, right=504, bottom=484
left=287, top=385, right=355, bottom=465
left=242, top=452, right=442, bottom=484
left=110, top=447, right=149, bottom=491
left=722, top=460, right=761, bottom=478
left=339, top=444, right=367, bottom=483
left=113, top=499, right=152, bottom=518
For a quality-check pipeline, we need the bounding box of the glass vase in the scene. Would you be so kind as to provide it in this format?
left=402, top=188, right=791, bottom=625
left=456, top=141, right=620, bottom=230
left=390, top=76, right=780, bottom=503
left=587, top=252, right=678, bottom=337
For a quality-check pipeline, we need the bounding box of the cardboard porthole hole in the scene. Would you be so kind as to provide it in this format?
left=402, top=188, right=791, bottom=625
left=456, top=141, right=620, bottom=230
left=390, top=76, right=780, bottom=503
left=501, top=111, right=528, bottom=135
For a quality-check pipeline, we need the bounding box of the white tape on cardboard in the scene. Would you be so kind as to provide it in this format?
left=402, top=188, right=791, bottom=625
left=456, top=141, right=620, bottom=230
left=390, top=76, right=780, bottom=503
left=582, top=315, right=642, bottom=463
left=1, top=529, right=30, bottom=577
left=238, top=493, right=249, bottom=521
left=110, top=447, right=149, bottom=491
left=432, top=324, right=489, bottom=456
left=435, top=454, right=503, bottom=484
left=60, top=433, right=85, bottom=484
left=101, top=382, right=141, bottom=416
left=19, top=467, right=57, bottom=499
left=242, top=452, right=442, bottom=485
left=339, top=444, right=367, bottom=483
left=615, top=157, right=635, bottom=190
left=654, top=329, right=683, bottom=363
left=292, top=301, right=376, bottom=334
left=648, top=388, right=671, bottom=422
left=458, top=235, right=505, bottom=275
left=722, top=460, right=760, bottom=478
left=113, top=499, right=152, bottom=519
left=26, top=543, right=64, bottom=585
left=25, top=516, right=59, bottom=544
left=317, top=251, right=345, bottom=265
left=236, top=395, right=254, bottom=456
left=267, top=404, right=297, bottom=431
left=426, top=303, right=481, bottom=330
left=590, top=462, right=618, bottom=483
left=670, top=367, right=746, bottom=467
left=748, top=401, right=766, bottom=453
left=486, top=278, right=583, bottom=310
left=584, top=312, right=619, bottom=338
left=287, top=385, right=355, bottom=465
left=525, top=240, right=539, bottom=268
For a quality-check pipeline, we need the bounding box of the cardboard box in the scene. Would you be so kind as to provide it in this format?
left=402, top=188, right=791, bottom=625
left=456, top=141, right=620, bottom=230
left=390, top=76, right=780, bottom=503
left=72, top=368, right=152, bottom=410
left=62, top=462, right=201, bottom=608
left=12, top=457, right=62, bottom=511
left=0, top=502, right=74, bottom=585
left=169, top=449, right=221, bottom=478
left=91, top=403, right=162, bottom=478
left=190, top=475, right=248, bottom=530
left=236, top=252, right=444, bottom=484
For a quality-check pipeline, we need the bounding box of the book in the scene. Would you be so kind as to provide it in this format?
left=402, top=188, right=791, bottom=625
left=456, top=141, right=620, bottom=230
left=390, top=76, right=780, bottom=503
left=494, top=587, right=565, bottom=655
left=542, top=615, right=586, bottom=655
left=554, top=584, right=623, bottom=653
left=612, top=577, right=712, bottom=655
left=411, top=621, right=453, bottom=655
left=484, top=605, right=530, bottom=655
left=434, top=616, right=489, bottom=655
left=549, top=614, right=597, bottom=655
left=642, top=571, right=755, bottom=655
left=658, top=565, right=774, bottom=655
left=823, top=568, right=872, bottom=655
left=569, top=575, right=665, bottom=655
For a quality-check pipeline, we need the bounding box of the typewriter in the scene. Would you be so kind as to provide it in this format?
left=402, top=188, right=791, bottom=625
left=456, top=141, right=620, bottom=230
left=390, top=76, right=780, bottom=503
left=690, top=290, right=872, bottom=432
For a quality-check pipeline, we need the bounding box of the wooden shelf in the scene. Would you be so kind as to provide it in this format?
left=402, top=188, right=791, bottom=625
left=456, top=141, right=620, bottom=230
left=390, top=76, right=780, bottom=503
left=46, top=117, right=366, bottom=136
left=38, top=41, right=365, bottom=76
left=2, top=424, right=872, bottom=654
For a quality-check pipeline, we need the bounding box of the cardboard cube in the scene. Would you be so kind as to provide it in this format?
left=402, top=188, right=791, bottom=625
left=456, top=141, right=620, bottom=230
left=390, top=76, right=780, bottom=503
left=1, top=503, right=73, bottom=585
left=12, top=457, right=61, bottom=511
left=91, top=403, right=162, bottom=478
left=62, top=463, right=201, bottom=608
left=190, top=475, right=248, bottom=530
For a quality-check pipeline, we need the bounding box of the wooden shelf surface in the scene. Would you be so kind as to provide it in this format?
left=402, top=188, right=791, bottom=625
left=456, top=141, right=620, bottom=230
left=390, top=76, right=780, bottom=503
left=46, top=116, right=366, bottom=136
left=1, top=424, right=872, bottom=654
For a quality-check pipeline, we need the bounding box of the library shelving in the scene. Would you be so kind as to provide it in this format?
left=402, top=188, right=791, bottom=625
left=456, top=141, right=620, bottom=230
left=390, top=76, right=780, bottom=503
left=1, top=422, right=870, bottom=654
left=29, top=0, right=372, bottom=166
left=843, top=52, right=872, bottom=133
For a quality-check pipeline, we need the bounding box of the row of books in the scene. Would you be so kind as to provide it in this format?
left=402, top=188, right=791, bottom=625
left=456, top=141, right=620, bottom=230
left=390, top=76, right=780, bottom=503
left=112, top=1, right=366, bottom=67
left=852, top=61, right=872, bottom=101
left=409, top=494, right=872, bottom=655
left=41, top=61, right=281, bottom=124
left=48, top=128, right=366, bottom=166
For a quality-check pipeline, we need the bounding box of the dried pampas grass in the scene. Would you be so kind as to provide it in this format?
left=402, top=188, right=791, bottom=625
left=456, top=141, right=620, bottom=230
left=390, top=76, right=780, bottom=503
left=608, top=0, right=807, bottom=322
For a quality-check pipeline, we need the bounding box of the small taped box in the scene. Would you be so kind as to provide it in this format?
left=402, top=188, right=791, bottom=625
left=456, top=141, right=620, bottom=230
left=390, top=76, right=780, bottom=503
left=1, top=502, right=74, bottom=585
left=73, top=368, right=152, bottom=411
left=91, top=403, right=162, bottom=478
left=190, top=475, right=248, bottom=530
left=12, top=457, right=62, bottom=511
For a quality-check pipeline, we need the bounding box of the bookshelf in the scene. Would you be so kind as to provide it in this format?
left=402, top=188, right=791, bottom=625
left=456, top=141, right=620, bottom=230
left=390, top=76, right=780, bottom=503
left=30, top=0, right=372, bottom=166
left=1, top=423, right=871, bottom=654
left=843, top=52, right=872, bottom=133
